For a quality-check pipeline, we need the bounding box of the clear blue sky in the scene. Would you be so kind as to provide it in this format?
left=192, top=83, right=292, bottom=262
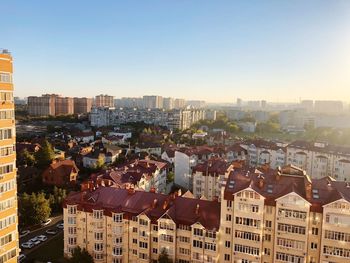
left=1, top=0, right=350, bottom=102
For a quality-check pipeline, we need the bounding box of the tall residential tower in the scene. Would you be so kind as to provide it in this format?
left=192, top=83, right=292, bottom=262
left=0, top=49, right=18, bottom=262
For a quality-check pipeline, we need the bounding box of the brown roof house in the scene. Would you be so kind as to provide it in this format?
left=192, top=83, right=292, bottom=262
left=42, top=159, right=79, bottom=187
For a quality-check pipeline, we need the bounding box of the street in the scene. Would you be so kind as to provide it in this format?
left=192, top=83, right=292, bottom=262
left=20, top=215, right=63, bottom=257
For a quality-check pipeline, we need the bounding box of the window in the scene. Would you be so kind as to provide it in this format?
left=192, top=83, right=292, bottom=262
left=68, top=205, right=77, bottom=215
left=0, top=128, right=12, bottom=140
left=93, top=210, right=103, bottom=219
left=226, top=214, right=232, bottom=222
left=0, top=248, right=16, bottom=263
left=224, top=254, right=230, bottom=261
left=94, top=232, right=103, bottom=240
left=193, top=240, right=203, bottom=248
left=225, top=227, right=231, bottom=234
left=139, top=218, right=148, bottom=226
left=277, top=223, right=306, bottom=235
left=139, top=241, right=148, bottom=249
left=264, top=248, right=271, bottom=256
left=193, top=228, right=203, bottom=236
left=114, top=237, right=122, bottom=244
left=204, top=242, right=216, bottom=251
left=0, top=73, right=12, bottom=84
left=265, top=220, right=272, bottom=229
left=311, top=242, right=317, bottom=249
left=0, top=232, right=15, bottom=246
left=227, top=200, right=232, bottom=208
left=113, top=213, right=123, bottom=223
left=152, top=248, right=158, bottom=254
left=0, top=163, right=13, bottom=175
left=312, top=227, right=318, bottom=235
left=235, top=217, right=261, bottom=228
left=225, top=241, right=231, bottom=248
left=94, top=243, right=104, bottom=251
left=113, top=247, right=122, bottom=256
left=133, top=239, right=137, bottom=244
left=0, top=110, right=14, bottom=120
left=179, top=236, right=190, bottom=243
left=234, top=244, right=259, bottom=256
left=0, top=179, right=15, bottom=194
left=0, top=146, right=14, bottom=157
left=235, top=230, right=261, bottom=242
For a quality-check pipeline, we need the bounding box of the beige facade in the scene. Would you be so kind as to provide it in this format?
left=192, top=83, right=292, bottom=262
left=95, top=94, right=115, bottom=108
left=64, top=165, right=350, bottom=263
left=0, top=49, right=18, bottom=262
left=73, top=97, right=93, bottom=114
left=63, top=188, right=220, bottom=263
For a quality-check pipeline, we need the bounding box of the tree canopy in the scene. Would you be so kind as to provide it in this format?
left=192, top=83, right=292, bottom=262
left=35, top=139, right=55, bottom=167
left=69, top=247, right=94, bottom=263
left=19, top=192, right=51, bottom=227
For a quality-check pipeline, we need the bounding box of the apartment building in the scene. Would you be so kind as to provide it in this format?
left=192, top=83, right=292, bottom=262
left=95, top=94, right=114, bottom=108
left=90, top=107, right=206, bottom=130
left=163, top=97, right=174, bottom=110
left=192, top=158, right=233, bottom=200
left=63, top=188, right=220, bottom=263
left=63, top=163, right=350, bottom=263
left=28, top=94, right=57, bottom=116
left=28, top=94, right=91, bottom=116
left=219, top=164, right=350, bottom=263
left=0, top=49, right=18, bottom=262
left=287, top=140, right=350, bottom=181
left=143, top=95, right=163, bottom=109
left=74, top=97, right=93, bottom=114
left=55, top=96, right=74, bottom=115
left=174, top=98, right=186, bottom=109
left=241, top=139, right=287, bottom=169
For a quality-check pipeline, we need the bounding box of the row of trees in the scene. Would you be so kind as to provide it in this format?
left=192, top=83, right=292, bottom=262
left=20, top=139, right=55, bottom=167
left=19, top=186, right=67, bottom=227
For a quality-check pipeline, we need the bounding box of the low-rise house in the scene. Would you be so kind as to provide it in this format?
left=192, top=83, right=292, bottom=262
left=82, top=146, right=122, bottom=168
left=89, top=159, right=168, bottom=193
left=42, top=159, right=79, bottom=187
left=135, top=142, right=162, bottom=156
left=74, top=130, right=94, bottom=143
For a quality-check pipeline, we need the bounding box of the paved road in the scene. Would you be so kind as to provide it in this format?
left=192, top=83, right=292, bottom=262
left=20, top=215, right=64, bottom=256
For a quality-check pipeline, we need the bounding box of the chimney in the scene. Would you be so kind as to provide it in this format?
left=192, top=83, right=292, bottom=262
left=258, top=175, right=265, bottom=189
left=163, top=200, right=168, bottom=210
left=152, top=199, right=158, bottom=209
left=195, top=204, right=200, bottom=215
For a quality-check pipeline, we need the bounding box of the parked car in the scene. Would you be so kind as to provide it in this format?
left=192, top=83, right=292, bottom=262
left=37, top=235, right=47, bottom=242
left=29, top=237, right=41, bottom=245
left=46, top=229, right=58, bottom=235
left=56, top=223, right=64, bottom=229
left=18, top=254, right=26, bottom=262
left=41, top=218, right=52, bottom=226
left=19, top=230, right=30, bottom=238
left=21, top=242, right=34, bottom=249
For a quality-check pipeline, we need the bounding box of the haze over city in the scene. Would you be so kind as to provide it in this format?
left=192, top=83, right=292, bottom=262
left=1, top=0, right=350, bottom=102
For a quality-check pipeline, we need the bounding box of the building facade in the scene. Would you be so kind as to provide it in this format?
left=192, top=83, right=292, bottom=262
left=287, top=140, right=350, bottom=181
left=0, top=49, right=18, bottom=262
left=95, top=94, right=115, bottom=108
left=28, top=94, right=57, bottom=116
left=63, top=164, right=350, bottom=263
left=63, top=188, right=220, bottom=263
left=74, top=97, right=93, bottom=114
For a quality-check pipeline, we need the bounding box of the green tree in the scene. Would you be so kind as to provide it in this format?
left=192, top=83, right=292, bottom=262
left=35, top=139, right=55, bottom=167
left=167, top=172, right=174, bottom=183
left=49, top=186, right=67, bottom=213
left=19, top=192, right=51, bottom=227
left=21, top=148, right=36, bottom=166
left=158, top=248, right=172, bottom=263
left=69, top=247, right=94, bottom=263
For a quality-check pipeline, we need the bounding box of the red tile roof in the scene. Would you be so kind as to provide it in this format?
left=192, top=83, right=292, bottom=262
left=224, top=164, right=350, bottom=213
left=63, top=187, right=220, bottom=230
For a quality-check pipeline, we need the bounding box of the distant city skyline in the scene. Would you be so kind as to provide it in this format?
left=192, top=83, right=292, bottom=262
left=2, top=0, right=350, bottom=102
